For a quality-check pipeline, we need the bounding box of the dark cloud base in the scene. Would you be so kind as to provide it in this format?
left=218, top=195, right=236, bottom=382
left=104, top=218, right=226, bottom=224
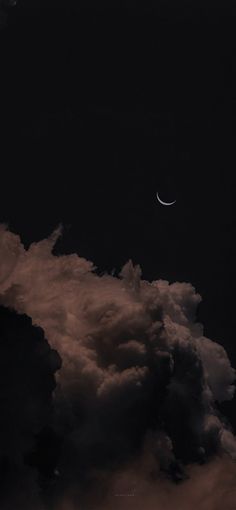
left=0, top=305, right=61, bottom=509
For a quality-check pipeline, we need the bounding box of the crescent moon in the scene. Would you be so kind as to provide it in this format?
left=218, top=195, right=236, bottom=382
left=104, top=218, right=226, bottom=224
left=156, top=192, right=176, bottom=206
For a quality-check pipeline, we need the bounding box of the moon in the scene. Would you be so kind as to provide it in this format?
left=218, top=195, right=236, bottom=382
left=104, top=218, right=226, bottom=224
left=156, top=191, right=176, bottom=206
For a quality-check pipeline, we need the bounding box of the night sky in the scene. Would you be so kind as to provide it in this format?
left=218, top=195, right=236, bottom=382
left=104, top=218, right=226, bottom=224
left=2, top=2, right=236, bottom=356
left=0, top=2, right=236, bottom=509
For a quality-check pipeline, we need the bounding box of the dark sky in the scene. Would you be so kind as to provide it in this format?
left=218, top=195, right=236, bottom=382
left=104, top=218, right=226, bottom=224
left=0, top=3, right=236, bottom=504
left=2, top=4, right=235, bottom=344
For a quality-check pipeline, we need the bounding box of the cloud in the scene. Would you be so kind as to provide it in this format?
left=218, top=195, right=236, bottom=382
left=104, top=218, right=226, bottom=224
left=0, top=224, right=235, bottom=508
left=95, top=454, right=236, bottom=510
left=48, top=452, right=236, bottom=510
left=0, top=304, right=61, bottom=509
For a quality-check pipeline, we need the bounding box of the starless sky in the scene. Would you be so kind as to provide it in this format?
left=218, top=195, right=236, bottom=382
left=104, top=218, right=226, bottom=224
left=0, top=1, right=236, bottom=508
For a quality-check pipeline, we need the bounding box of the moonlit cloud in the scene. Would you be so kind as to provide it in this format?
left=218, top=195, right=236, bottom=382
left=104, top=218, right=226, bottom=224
left=0, top=224, right=235, bottom=508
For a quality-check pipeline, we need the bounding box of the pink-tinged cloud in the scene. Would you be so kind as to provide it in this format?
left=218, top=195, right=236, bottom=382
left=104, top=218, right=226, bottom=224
left=0, top=224, right=235, bottom=508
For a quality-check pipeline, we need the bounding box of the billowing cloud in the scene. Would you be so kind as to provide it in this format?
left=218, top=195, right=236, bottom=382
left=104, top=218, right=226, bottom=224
left=0, top=224, right=235, bottom=508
